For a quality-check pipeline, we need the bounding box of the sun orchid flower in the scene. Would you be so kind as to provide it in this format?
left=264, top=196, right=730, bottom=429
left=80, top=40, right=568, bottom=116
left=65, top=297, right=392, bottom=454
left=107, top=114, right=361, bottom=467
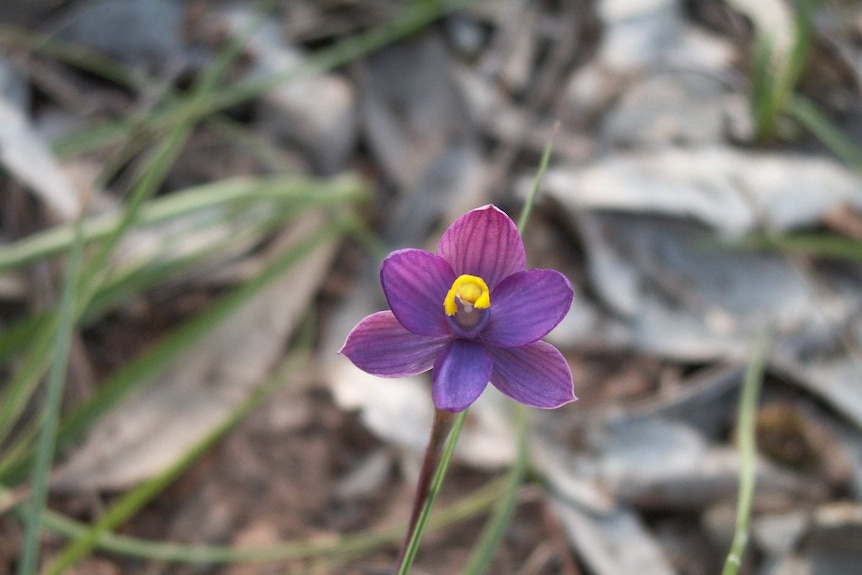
left=340, top=205, right=576, bottom=412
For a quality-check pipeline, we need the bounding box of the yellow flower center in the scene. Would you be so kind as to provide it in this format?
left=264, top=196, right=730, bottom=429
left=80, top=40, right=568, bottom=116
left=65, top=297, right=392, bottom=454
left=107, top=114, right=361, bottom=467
left=444, top=274, right=490, bottom=316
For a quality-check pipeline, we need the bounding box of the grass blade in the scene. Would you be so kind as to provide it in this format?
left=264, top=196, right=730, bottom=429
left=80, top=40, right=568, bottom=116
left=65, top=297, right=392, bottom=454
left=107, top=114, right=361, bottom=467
left=461, top=405, right=529, bottom=574
left=0, top=23, right=147, bottom=90
left=751, top=0, right=816, bottom=142
left=751, top=34, right=777, bottom=142
left=740, top=230, right=862, bottom=260
left=721, top=329, right=769, bottom=575
left=0, top=474, right=505, bottom=566
left=16, top=213, right=86, bottom=575
left=0, top=321, right=57, bottom=447
left=788, top=95, right=862, bottom=171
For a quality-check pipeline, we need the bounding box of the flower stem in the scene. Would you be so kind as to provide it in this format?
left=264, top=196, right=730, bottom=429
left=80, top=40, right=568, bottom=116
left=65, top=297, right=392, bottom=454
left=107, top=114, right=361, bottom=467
left=393, top=408, right=466, bottom=574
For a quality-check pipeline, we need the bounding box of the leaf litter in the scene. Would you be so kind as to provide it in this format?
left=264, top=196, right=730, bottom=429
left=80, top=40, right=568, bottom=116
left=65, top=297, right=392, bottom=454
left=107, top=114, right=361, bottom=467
left=2, top=0, right=862, bottom=573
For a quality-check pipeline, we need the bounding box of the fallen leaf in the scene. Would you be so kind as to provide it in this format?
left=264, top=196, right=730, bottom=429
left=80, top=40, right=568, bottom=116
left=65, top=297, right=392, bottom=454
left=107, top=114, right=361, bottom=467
left=0, top=58, right=80, bottom=221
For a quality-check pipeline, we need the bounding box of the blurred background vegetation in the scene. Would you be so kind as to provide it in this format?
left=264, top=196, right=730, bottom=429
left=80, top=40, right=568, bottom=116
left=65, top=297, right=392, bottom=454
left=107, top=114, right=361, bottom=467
left=1, top=0, right=861, bottom=574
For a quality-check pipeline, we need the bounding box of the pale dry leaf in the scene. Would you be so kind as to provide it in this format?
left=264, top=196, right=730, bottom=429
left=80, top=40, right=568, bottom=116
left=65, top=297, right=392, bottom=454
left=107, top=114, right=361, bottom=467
left=0, top=59, right=79, bottom=221
left=550, top=497, right=677, bottom=575
left=532, top=147, right=862, bottom=236
left=726, top=0, right=794, bottom=65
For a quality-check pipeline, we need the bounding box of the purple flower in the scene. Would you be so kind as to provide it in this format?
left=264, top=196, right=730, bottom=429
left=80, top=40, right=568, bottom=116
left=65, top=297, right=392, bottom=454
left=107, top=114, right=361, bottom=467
left=340, top=205, right=577, bottom=412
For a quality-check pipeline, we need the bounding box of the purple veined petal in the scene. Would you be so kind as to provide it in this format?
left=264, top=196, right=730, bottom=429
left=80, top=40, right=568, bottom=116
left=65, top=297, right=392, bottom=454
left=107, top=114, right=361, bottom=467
left=340, top=311, right=450, bottom=377
left=432, top=339, right=493, bottom=412
left=437, top=205, right=526, bottom=289
left=381, top=249, right=455, bottom=337
left=488, top=341, right=576, bottom=409
left=482, top=269, right=574, bottom=348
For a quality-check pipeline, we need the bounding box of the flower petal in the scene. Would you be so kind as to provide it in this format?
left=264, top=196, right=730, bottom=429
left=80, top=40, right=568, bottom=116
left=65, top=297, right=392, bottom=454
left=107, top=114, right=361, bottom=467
left=437, top=205, right=525, bottom=289
left=432, top=339, right=492, bottom=412
left=380, top=249, right=455, bottom=337
left=340, top=311, right=449, bottom=377
left=488, top=341, right=576, bottom=409
left=482, top=269, right=574, bottom=348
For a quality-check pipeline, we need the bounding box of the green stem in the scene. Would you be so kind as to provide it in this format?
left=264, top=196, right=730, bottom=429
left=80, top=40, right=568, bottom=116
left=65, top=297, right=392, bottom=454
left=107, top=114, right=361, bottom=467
left=721, top=330, right=769, bottom=575
left=787, top=95, right=862, bottom=171
left=517, top=121, right=558, bottom=233
left=394, top=409, right=466, bottom=574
